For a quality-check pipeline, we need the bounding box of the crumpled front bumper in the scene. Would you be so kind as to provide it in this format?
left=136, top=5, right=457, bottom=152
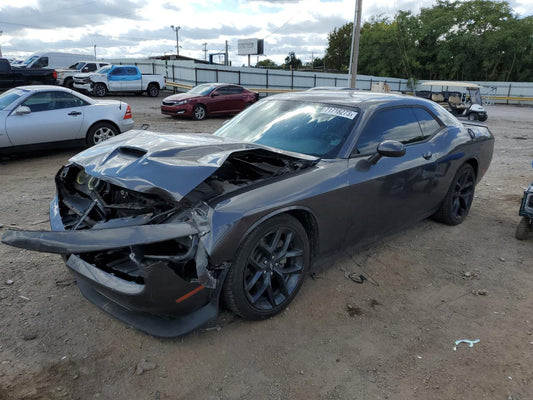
left=1, top=198, right=226, bottom=338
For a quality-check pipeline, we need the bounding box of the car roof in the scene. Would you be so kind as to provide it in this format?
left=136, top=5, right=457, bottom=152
left=17, top=85, right=75, bottom=93
left=268, top=90, right=431, bottom=109
left=419, top=81, right=481, bottom=89
left=198, top=82, right=243, bottom=88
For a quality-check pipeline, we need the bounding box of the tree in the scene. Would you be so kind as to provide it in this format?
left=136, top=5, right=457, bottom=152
left=283, top=52, right=302, bottom=70
left=323, top=0, right=532, bottom=81
left=255, top=59, right=278, bottom=69
left=323, top=23, right=353, bottom=70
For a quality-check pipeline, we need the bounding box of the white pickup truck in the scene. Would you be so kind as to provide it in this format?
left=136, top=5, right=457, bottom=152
left=73, top=65, right=166, bottom=97
left=57, top=61, right=110, bottom=88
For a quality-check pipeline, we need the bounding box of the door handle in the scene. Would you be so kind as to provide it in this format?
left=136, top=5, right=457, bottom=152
left=68, top=111, right=82, bottom=116
left=422, top=152, right=432, bottom=160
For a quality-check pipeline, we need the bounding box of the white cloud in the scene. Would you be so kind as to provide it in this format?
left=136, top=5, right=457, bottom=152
left=0, top=0, right=531, bottom=64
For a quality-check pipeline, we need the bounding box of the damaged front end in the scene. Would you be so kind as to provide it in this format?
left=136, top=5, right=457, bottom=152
left=4, top=163, right=223, bottom=338
left=2, top=133, right=318, bottom=337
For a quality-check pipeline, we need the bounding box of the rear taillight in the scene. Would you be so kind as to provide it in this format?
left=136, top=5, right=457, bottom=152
left=124, top=105, right=132, bottom=119
left=53, top=70, right=57, bottom=79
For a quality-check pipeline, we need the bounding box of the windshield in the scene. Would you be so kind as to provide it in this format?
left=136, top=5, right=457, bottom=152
left=96, top=66, right=111, bottom=74
left=71, top=62, right=85, bottom=70
left=468, top=88, right=482, bottom=105
left=215, top=99, right=359, bottom=158
left=188, top=84, right=216, bottom=96
left=22, top=55, right=39, bottom=66
left=0, top=88, right=27, bottom=110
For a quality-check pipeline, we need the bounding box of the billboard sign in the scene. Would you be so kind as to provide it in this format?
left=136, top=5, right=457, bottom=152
left=237, top=39, right=264, bottom=56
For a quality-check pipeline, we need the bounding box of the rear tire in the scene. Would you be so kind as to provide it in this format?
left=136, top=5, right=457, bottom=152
left=86, top=122, right=118, bottom=146
left=93, top=83, right=107, bottom=97
left=467, top=113, right=478, bottom=121
left=432, top=164, right=476, bottom=225
left=147, top=83, right=159, bottom=97
left=515, top=217, right=531, bottom=240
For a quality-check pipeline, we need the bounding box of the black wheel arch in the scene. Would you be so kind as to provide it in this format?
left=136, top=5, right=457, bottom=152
left=465, top=158, right=479, bottom=181
left=223, top=206, right=320, bottom=265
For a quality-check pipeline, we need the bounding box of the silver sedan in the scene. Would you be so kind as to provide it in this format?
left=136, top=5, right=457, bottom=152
left=0, top=85, right=134, bottom=153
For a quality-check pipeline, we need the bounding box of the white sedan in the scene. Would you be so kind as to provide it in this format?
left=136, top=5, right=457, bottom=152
left=0, top=85, right=134, bottom=154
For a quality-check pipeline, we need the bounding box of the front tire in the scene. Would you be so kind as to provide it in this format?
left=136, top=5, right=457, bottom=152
left=223, top=214, right=310, bottom=320
left=86, top=122, right=118, bottom=146
left=147, top=83, right=159, bottom=97
left=93, top=83, right=107, bottom=97
left=192, top=104, right=207, bottom=120
left=63, top=77, right=74, bottom=89
left=432, top=164, right=476, bottom=225
left=516, top=217, right=531, bottom=240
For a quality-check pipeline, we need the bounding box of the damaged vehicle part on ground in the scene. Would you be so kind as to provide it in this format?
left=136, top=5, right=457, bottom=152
left=2, top=91, right=494, bottom=337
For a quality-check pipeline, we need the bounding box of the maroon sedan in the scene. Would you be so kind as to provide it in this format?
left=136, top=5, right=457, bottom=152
left=161, top=83, right=258, bottom=120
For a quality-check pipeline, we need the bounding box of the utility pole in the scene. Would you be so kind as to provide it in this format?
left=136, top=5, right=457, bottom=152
left=170, top=25, right=180, bottom=56
left=225, top=40, right=229, bottom=66
left=203, top=43, right=208, bottom=61
left=93, top=45, right=97, bottom=60
left=348, top=0, right=362, bottom=89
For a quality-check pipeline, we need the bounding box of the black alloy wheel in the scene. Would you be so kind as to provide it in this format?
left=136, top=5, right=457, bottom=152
left=433, top=164, right=476, bottom=225
left=223, top=214, right=310, bottom=320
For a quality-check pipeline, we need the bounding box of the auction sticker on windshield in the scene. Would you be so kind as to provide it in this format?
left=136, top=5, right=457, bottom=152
left=321, top=107, right=358, bottom=119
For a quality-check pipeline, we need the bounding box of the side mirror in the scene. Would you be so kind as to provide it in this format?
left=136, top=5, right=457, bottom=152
left=356, top=140, right=405, bottom=171
left=211, top=92, right=220, bottom=97
left=376, top=140, right=406, bottom=158
left=15, top=106, right=31, bottom=115
left=82, top=67, right=89, bottom=72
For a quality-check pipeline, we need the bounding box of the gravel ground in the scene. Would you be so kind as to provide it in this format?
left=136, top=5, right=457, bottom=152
left=0, top=93, right=532, bottom=400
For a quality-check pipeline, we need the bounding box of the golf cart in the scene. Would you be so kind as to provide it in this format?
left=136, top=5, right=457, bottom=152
left=416, top=81, right=488, bottom=122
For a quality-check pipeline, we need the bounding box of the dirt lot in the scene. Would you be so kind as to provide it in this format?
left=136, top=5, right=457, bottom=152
left=0, top=94, right=532, bottom=400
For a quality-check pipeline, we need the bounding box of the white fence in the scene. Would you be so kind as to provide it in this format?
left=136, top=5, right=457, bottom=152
left=107, top=58, right=533, bottom=105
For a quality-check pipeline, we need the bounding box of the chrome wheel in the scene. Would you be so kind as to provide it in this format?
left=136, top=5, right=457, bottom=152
left=87, top=123, right=118, bottom=146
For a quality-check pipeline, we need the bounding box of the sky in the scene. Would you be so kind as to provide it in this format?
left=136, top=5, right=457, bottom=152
left=0, top=0, right=531, bottom=65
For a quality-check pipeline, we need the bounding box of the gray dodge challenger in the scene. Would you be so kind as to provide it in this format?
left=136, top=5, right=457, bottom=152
left=2, top=90, right=494, bottom=337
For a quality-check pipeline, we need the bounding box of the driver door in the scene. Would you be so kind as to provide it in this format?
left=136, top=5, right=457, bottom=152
left=343, top=106, right=445, bottom=245
left=6, top=91, right=85, bottom=145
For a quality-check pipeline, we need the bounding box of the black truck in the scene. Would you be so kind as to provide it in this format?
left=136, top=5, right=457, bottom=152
left=0, top=58, right=57, bottom=90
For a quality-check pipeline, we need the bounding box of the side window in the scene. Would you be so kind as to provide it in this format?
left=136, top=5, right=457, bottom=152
left=110, top=68, right=124, bottom=75
left=33, top=57, right=49, bottom=68
left=215, top=87, right=230, bottom=96
left=51, top=92, right=89, bottom=109
left=86, top=63, right=97, bottom=72
left=354, top=107, right=423, bottom=156
left=228, top=86, right=243, bottom=94
left=412, top=108, right=441, bottom=140
left=125, top=67, right=138, bottom=75
left=22, top=92, right=54, bottom=112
